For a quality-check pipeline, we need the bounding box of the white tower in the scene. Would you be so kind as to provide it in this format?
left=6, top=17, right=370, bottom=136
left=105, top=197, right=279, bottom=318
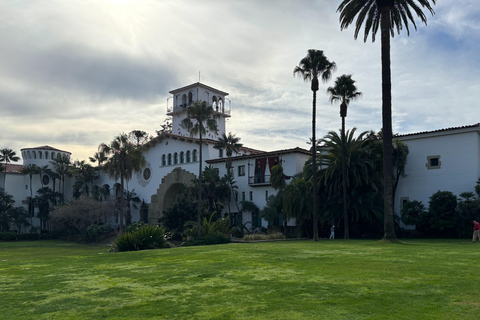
left=167, top=82, right=231, bottom=139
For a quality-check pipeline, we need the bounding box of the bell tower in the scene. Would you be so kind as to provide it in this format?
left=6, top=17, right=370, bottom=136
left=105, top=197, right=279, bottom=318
left=167, top=82, right=231, bottom=139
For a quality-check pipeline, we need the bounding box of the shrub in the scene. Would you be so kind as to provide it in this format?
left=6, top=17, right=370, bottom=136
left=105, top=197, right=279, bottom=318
left=84, top=224, right=113, bottom=243
left=0, top=232, right=17, bottom=241
left=185, top=233, right=231, bottom=246
left=242, top=232, right=286, bottom=241
left=17, top=233, right=40, bottom=241
left=111, top=225, right=169, bottom=252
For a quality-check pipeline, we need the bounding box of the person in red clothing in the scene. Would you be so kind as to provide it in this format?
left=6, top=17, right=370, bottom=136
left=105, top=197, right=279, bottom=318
left=472, top=220, right=480, bottom=243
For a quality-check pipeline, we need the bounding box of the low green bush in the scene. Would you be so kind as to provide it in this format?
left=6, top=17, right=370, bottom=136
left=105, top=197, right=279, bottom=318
left=17, top=233, right=40, bottom=241
left=185, top=233, right=231, bottom=246
left=84, top=224, right=113, bottom=243
left=111, top=225, right=169, bottom=252
left=242, top=232, right=286, bottom=241
left=0, top=232, right=18, bottom=241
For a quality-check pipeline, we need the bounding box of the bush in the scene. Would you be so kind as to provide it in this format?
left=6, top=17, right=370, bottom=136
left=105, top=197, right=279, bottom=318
left=0, top=232, right=18, bottom=241
left=242, top=232, right=286, bottom=241
left=84, top=224, right=113, bottom=243
left=17, top=233, right=40, bottom=241
left=111, top=225, right=169, bottom=252
left=185, top=233, right=231, bottom=246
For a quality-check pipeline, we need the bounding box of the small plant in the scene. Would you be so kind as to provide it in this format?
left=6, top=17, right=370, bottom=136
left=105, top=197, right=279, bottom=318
left=111, top=225, right=169, bottom=252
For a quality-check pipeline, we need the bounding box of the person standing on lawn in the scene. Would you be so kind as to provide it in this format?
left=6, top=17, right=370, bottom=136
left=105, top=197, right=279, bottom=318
left=472, top=220, right=480, bottom=243
left=330, top=224, right=335, bottom=240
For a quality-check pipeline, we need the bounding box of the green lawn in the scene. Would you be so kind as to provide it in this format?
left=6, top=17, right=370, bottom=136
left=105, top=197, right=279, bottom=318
left=1, top=239, right=479, bottom=319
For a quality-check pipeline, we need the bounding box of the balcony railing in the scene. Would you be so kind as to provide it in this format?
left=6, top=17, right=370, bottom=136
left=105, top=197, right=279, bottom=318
left=248, top=175, right=271, bottom=187
left=167, top=103, right=231, bottom=115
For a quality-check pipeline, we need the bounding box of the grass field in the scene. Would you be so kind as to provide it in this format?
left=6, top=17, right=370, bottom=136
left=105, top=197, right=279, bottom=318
left=1, top=239, right=479, bottom=319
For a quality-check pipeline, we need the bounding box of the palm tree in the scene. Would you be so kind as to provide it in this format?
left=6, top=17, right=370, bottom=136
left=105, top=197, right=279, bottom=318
left=214, top=132, right=243, bottom=173
left=294, top=49, right=336, bottom=241
left=21, top=164, right=38, bottom=216
left=72, top=160, right=96, bottom=198
left=100, top=133, right=146, bottom=233
left=50, top=154, right=72, bottom=203
left=0, top=188, right=15, bottom=232
left=318, top=129, right=379, bottom=238
left=327, top=74, right=362, bottom=239
left=337, top=0, right=436, bottom=241
left=180, top=100, right=219, bottom=237
left=0, top=148, right=20, bottom=190
left=124, top=189, right=141, bottom=226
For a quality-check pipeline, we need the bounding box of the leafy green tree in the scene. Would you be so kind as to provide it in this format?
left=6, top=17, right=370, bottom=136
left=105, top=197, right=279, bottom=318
left=392, top=140, right=409, bottom=211
left=100, top=133, right=146, bottom=233
left=0, top=188, right=15, bottom=232
left=214, top=132, right=243, bottom=172
left=0, top=148, right=20, bottom=190
left=427, top=190, right=457, bottom=237
left=337, top=0, right=436, bottom=241
left=10, top=206, right=30, bottom=234
left=180, top=100, right=219, bottom=237
left=161, top=184, right=197, bottom=234
left=34, top=187, right=57, bottom=231
left=270, top=164, right=287, bottom=191
left=128, top=130, right=151, bottom=146
left=260, top=192, right=284, bottom=231
left=401, top=200, right=427, bottom=229
left=327, top=74, right=362, bottom=239
left=294, top=49, right=336, bottom=241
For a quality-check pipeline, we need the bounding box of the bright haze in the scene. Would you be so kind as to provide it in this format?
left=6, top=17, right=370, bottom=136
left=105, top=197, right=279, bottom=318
left=1, top=0, right=478, bottom=163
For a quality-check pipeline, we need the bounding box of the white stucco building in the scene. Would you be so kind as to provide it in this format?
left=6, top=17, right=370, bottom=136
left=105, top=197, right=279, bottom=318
left=2, top=82, right=479, bottom=233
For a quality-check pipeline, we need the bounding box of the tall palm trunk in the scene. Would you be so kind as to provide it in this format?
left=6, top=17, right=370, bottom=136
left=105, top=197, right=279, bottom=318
left=120, top=172, right=125, bottom=234
left=197, top=135, right=203, bottom=237
left=341, top=115, right=349, bottom=239
left=381, top=7, right=396, bottom=241
left=311, top=79, right=319, bottom=241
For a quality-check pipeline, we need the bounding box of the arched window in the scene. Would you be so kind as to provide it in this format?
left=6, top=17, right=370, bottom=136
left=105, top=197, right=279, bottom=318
left=39, top=151, right=42, bottom=159
left=57, top=153, right=61, bottom=160
left=168, top=153, right=172, bottom=165
left=103, top=184, right=111, bottom=199
left=212, top=96, right=218, bottom=111
left=33, top=151, right=36, bottom=159
left=186, top=150, right=191, bottom=163
left=174, top=152, right=178, bottom=165
left=180, top=151, right=184, bottom=164
left=51, top=152, right=55, bottom=159
left=182, top=94, right=187, bottom=107
left=162, top=154, right=166, bottom=166
left=219, top=98, right=224, bottom=113
left=45, top=152, right=49, bottom=159
left=27, top=151, right=31, bottom=159
left=188, top=91, right=193, bottom=105
left=193, top=149, right=198, bottom=162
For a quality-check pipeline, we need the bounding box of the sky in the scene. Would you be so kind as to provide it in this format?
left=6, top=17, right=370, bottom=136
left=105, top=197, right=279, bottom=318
left=1, top=0, right=479, bottom=164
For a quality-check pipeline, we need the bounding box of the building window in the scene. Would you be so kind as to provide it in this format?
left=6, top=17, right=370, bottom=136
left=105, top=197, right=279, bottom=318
left=39, top=152, right=42, bottom=159
left=42, top=175, right=50, bottom=186
left=426, top=155, right=441, bottom=169
left=143, top=168, right=151, bottom=181
left=219, top=149, right=223, bottom=158
left=174, top=153, right=178, bottom=165
left=249, top=191, right=253, bottom=201
left=400, top=197, right=409, bottom=211
left=168, top=154, right=172, bottom=165
left=180, top=152, right=184, bottom=164
left=238, top=165, right=245, bottom=177
left=193, top=149, right=198, bottom=162
left=265, top=190, right=268, bottom=200
left=186, top=150, right=191, bottom=163
left=51, top=152, right=55, bottom=159
left=162, top=155, right=166, bottom=166
left=242, top=192, right=245, bottom=201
